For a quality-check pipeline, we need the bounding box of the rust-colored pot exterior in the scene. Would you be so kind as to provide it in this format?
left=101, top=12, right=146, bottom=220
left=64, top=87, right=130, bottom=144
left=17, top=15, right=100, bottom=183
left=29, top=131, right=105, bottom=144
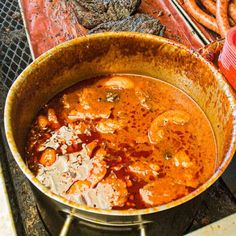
left=4, top=32, right=236, bottom=235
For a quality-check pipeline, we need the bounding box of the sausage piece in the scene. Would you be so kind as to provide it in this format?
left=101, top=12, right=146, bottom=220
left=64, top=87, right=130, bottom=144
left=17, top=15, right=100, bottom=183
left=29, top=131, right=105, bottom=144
left=37, top=115, right=48, bottom=129
left=184, top=0, right=220, bottom=34
left=216, top=0, right=230, bottom=38
left=200, top=0, right=236, bottom=23
left=200, top=0, right=216, bottom=15
left=229, top=3, right=236, bottom=23
left=39, top=148, right=56, bottom=166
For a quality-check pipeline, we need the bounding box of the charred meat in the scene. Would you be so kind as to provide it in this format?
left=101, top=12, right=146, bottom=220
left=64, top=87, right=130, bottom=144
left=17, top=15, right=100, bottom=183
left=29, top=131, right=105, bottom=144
left=73, top=0, right=141, bottom=29
left=88, top=14, right=166, bottom=36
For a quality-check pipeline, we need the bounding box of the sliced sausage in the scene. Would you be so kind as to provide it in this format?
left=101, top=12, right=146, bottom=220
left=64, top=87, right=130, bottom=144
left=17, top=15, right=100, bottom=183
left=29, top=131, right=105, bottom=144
left=37, top=115, right=48, bottom=129
left=200, top=0, right=236, bottom=23
left=39, top=148, right=57, bottom=166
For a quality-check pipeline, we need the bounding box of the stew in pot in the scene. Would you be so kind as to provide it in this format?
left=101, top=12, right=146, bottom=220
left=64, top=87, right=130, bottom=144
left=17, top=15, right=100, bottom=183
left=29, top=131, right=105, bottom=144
left=26, top=74, right=217, bottom=210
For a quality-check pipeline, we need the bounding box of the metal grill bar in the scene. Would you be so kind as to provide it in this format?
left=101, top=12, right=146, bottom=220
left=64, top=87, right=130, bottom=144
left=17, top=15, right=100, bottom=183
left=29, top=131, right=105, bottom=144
left=170, top=0, right=210, bottom=45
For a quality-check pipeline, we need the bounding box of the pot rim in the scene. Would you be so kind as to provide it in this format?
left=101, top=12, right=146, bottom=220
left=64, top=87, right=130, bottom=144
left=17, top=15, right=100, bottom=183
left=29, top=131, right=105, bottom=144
left=4, top=32, right=236, bottom=216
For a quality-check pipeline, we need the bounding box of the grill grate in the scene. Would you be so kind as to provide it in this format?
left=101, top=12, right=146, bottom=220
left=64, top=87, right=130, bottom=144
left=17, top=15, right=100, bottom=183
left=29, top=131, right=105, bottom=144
left=0, top=1, right=48, bottom=235
left=0, top=0, right=32, bottom=94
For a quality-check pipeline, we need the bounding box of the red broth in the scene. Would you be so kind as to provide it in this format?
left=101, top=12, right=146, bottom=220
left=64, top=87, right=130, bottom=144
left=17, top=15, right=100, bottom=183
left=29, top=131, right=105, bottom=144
left=26, top=74, right=217, bottom=210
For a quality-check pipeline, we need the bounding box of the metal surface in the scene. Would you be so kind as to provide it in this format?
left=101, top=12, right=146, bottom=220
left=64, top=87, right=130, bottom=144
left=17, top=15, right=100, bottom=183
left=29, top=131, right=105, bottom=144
left=186, top=212, right=236, bottom=236
left=18, top=0, right=35, bottom=59
left=222, top=156, right=236, bottom=198
left=0, top=0, right=32, bottom=92
left=0, top=0, right=47, bottom=235
left=59, top=215, right=74, bottom=236
left=170, top=0, right=210, bottom=45
left=0, top=140, right=17, bottom=236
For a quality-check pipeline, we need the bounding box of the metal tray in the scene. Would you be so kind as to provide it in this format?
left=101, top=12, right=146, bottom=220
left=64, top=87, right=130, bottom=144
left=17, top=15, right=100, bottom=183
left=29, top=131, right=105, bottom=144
left=18, top=0, right=212, bottom=58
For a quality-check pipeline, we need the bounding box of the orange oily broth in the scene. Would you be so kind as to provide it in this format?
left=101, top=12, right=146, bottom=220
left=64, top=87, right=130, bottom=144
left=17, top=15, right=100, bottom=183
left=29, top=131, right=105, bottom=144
left=26, top=74, right=217, bottom=210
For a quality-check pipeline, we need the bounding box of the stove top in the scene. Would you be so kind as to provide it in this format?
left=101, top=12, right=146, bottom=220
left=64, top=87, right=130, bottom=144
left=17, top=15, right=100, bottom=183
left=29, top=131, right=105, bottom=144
left=1, top=0, right=236, bottom=235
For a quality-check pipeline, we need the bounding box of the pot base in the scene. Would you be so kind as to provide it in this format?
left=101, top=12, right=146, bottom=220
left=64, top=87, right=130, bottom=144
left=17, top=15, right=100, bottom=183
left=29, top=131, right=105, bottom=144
left=33, top=184, right=203, bottom=236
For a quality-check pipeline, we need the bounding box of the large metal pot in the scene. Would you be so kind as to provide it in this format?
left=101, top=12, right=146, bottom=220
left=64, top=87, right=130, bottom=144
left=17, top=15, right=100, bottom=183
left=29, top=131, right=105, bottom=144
left=4, top=32, right=236, bottom=235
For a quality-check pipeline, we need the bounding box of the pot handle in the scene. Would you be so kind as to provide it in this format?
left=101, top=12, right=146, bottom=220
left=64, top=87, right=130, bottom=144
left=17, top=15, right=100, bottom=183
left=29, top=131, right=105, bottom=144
left=59, top=214, right=74, bottom=236
left=58, top=210, right=149, bottom=236
left=138, top=215, right=147, bottom=236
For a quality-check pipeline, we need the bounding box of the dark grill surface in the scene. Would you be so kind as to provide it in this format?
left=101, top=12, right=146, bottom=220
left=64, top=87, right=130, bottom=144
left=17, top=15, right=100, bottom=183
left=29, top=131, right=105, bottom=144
left=0, top=0, right=47, bottom=235
left=0, top=1, right=236, bottom=235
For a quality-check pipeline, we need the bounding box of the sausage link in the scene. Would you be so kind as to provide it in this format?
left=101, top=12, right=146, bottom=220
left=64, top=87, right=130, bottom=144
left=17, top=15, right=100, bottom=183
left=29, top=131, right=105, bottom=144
left=200, top=0, right=236, bottom=23
left=216, top=0, right=231, bottom=37
left=184, top=0, right=220, bottom=33
left=229, top=3, right=236, bottom=23
left=200, top=0, right=216, bottom=15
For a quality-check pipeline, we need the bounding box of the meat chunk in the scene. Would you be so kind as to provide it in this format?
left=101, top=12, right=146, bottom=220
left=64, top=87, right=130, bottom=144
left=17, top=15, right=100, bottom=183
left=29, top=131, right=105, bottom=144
left=135, top=88, right=159, bottom=111
left=173, top=150, right=193, bottom=168
left=37, top=115, right=48, bottom=129
left=148, top=110, right=190, bottom=144
left=47, top=108, right=60, bottom=128
left=68, top=105, right=112, bottom=120
left=140, top=178, right=188, bottom=207
left=96, top=119, right=123, bottom=134
left=174, top=171, right=199, bottom=188
left=73, top=0, right=141, bottom=29
left=98, top=174, right=128, bottom=207
left=65, top=88, right=114, bottom=121
left=128, top=161, right=160, bottom=182
left=39, top=148, right=57, bottom=166
left=89, top=14, right=166, bottom=36
left=67, top=174, right=128, bottom=209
